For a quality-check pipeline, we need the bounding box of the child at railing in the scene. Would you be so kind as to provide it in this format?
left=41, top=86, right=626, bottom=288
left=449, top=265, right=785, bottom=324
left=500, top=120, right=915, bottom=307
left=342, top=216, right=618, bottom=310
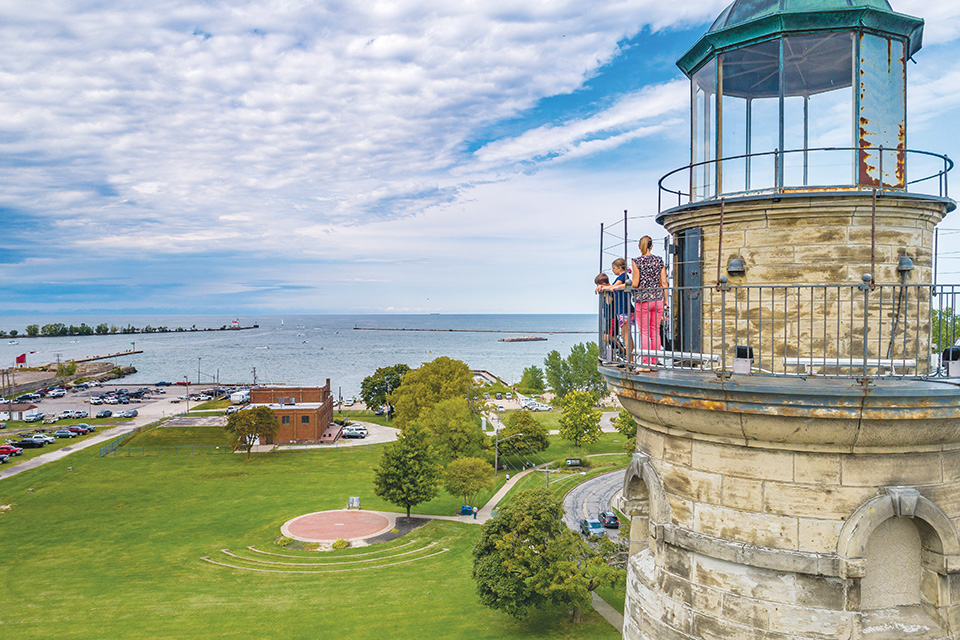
left=604, top=259, right=633, bottom=363
left=595, top=273, right=619, bottom=359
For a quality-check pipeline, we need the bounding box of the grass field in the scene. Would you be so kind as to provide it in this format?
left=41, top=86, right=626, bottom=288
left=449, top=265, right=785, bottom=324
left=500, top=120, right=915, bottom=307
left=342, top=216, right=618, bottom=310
left=0, top=437, right=621, bottom=639
left=1, top=419, right=132, bottom=469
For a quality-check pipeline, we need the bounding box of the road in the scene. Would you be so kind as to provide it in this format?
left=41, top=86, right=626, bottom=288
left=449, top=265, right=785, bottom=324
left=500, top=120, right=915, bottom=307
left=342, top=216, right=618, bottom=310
left=562, top=468, right=626, bottom=543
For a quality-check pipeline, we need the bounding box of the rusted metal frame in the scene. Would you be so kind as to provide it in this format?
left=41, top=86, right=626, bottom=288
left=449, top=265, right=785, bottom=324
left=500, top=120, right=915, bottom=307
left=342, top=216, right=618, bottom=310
left=870, top=188, right=877, bottom=288
left=716, top=198, right=725, bottom=288
left=745, top=98, right=753, bottom=191
left=717, top=56, right=724, bottom=198
left=777, top=36, right=785, bottom=193
left=803, top=95, right=809, bottom=186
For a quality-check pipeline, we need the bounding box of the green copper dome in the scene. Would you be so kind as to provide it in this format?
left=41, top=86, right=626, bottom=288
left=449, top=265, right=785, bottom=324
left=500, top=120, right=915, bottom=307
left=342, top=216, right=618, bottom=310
left=678, top=0, right=923, bottom=76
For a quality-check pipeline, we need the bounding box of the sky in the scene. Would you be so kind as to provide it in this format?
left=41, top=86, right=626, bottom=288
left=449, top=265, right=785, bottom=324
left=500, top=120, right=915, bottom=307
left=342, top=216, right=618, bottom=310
left=3, top=0, right=960, bottom=317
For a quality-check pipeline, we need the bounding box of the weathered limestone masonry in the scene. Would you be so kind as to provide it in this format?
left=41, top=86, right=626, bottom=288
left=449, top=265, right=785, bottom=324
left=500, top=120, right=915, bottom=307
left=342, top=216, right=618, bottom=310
left=661, top=194, right=940, bottom=288
left=611, top=374, right=960, bottom=639
left=662, top=194, right=945, bottom=370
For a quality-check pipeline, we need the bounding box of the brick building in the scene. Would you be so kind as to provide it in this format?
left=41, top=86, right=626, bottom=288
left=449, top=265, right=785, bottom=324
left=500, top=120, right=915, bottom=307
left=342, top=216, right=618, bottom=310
left=248, top=380, right=337, bottom=444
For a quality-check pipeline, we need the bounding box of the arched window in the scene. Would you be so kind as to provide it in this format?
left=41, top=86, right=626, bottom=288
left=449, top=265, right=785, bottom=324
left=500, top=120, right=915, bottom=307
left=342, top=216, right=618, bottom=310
left=861, top=517, right=922, bottom=609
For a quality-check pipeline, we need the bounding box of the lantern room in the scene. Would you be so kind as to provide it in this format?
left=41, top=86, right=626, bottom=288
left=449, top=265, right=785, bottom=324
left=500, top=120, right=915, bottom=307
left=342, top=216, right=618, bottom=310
left=677, top=0, right=923, bottom=201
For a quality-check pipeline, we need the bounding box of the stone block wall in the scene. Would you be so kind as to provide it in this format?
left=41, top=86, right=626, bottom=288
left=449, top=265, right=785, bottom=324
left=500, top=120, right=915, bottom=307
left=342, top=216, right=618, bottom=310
left=659, top=194, right=949, bottom=376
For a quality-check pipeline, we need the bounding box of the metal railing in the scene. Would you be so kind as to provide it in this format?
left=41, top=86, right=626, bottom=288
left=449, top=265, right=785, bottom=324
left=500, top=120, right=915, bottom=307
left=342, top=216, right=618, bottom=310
left=598, top=280, right=960, bottom=379
left=658, top=146, right=953, bottom=212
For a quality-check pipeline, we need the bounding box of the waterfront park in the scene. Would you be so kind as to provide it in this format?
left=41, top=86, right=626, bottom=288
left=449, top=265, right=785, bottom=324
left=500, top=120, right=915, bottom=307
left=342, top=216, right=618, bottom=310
left=0, top=389, right=629, bottom=638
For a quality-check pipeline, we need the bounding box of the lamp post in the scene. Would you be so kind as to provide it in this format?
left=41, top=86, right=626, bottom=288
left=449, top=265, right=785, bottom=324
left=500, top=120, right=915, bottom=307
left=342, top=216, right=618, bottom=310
left=494, top=432, right=523, bottom=478
left=197, top=357, right=202, bottom=385
left=184, top=376, right=190, bottom=412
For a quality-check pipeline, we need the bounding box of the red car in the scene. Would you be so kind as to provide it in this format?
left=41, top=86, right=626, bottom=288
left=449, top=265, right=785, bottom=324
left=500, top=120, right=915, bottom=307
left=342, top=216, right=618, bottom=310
left=0, top=445, right=23, bottom=456
left=67, top=426, right=90, bottom=435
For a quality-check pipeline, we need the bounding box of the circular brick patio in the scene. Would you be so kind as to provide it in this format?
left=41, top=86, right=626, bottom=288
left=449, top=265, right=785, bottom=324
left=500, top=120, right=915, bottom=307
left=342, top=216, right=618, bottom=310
left=280, top=510, right=393, bottom=543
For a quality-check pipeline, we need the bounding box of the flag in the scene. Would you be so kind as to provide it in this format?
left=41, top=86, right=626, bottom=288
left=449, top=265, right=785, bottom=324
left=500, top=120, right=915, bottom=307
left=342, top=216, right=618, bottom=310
left=15, top=353, right=26, bottom=364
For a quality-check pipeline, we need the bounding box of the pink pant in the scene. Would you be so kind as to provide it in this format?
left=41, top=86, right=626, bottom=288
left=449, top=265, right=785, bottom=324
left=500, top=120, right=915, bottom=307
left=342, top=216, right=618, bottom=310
left=636, top=300, right=663, bottom=365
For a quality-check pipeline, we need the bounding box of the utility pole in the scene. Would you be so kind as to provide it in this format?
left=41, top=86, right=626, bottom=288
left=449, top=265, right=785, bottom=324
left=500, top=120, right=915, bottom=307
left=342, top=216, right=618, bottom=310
left=197, top=357, right=202, bottom=385
left=252, top=367, right=257, bottom=385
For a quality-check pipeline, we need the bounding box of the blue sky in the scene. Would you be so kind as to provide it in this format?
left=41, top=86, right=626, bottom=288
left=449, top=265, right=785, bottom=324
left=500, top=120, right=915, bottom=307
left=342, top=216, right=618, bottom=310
left=2, top=0, right=960, bottom=316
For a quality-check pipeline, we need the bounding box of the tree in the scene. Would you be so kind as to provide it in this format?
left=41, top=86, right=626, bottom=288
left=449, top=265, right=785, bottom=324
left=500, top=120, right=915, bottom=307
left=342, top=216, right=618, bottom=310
left=558, top=390, right=602, bottom=450
left=543, top=342, right=604, bottom=402
left=389, top=356, right=480, bottom=428
left=444, top=457, right=494, bottom=506
left=518, top=365, right=545, bottom=394
left=933, top=307, right=960, bottom=351
left=613, top=410, right=637, bottom=452
left=373, top=422, right=442, bottom=518
left=359, top=364, right=410, bottom=410
left=95, top=323, right=109, bottom=335
left=472, top=487, right=618, bottom=622
left=224, top=407, right=279, bottom=461
left=26, top=324, right=39, bottom=337
left=499, top=410, right=550, bottom=458
left=417, top=397, right=488, bottom=462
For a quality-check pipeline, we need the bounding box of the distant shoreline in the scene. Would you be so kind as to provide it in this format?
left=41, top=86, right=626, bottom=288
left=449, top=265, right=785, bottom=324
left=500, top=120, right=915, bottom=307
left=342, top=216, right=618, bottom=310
left=3, top=325, right=259, bottom=340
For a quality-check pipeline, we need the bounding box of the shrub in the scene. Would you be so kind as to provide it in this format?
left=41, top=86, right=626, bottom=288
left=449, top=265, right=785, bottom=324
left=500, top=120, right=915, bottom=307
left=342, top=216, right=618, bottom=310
left=276, top=536, right=293, bottom=547
left=332, top=539, right=349, bottom=550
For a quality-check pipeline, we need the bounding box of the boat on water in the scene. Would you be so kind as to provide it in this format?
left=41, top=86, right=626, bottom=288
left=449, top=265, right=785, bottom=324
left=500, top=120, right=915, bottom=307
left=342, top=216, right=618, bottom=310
left=7, top=340, right=19, bottom=345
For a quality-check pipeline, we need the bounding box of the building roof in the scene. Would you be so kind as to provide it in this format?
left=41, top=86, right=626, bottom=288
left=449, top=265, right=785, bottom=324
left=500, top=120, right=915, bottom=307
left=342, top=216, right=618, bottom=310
left=0, top=403, right=37, bottom=411
left=678, top=0, right=923, bottom=76
left=249, top=402, right=328, bottom=411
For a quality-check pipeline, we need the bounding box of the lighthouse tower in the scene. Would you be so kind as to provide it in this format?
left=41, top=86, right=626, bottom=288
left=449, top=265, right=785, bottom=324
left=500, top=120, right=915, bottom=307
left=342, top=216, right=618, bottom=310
left=599, top=2, right=960, bottom=639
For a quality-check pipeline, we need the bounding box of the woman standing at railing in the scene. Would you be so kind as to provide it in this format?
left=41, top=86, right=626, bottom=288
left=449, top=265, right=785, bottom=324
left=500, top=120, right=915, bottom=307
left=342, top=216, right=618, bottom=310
left=632, top=236, right=668, bottom=372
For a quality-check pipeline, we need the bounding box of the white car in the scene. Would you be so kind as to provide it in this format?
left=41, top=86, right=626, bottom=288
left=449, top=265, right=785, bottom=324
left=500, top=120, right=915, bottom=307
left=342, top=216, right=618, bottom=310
left=31, top=433, right=56, bottom=444
left=48, top=389, right=67, bottom=398
left=58, top=410, right=74, bottom=419
left=90, top=397, right=103, bottom=405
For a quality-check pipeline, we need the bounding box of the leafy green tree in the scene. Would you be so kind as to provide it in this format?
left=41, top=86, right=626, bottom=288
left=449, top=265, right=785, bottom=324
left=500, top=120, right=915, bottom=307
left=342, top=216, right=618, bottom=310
left=518, top=365, right=545, bottom=394
left=359, top=364, right=410, bottom=410
left=472, top=487, right=618, bottom=621
left=389, top=356, right=480, bottom=428
left=418, top=397, right=487, bottom=462
left=613, top=409, right=637, bottom=452
left=544, top=342, right=604, bottom=402
left=225, top=406, right=279, bottom=461
left=95, top=323, right=109, bottom=335
left=933, top=308, right=960, bottom=351
left=26, top=324, right=39, bottom=336
left=558, top=390, right=602, bottom=450
left=499, top=410, right=550, bottom=457
left=373, top=422, right=443, bottom=518
left=8, top=329, right=17, bottom=337
left=444, top=457, right=494, bottom=506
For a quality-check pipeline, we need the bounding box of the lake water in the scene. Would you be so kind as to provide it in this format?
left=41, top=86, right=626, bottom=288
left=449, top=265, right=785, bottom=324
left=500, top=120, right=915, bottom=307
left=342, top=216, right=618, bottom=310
left=0, top=315, right=597, bottom=396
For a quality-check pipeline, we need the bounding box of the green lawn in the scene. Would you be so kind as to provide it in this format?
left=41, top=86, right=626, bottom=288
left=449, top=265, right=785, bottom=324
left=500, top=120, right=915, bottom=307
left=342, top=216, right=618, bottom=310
left=1, top=420, right=131, bottom=469
left=124, top=425, right=234, bottom=447
left=337, top=409, right=395, bottom=427
left=191, top=398, right=231, bottom=411
left=498, top=453, right=632, bottom=506
left=498, top=431, right=629, bottom=474
left=0, top=444, right=619, bottom=639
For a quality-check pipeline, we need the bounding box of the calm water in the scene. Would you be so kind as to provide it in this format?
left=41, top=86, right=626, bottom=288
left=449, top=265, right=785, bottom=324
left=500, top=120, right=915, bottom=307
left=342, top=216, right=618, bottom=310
left=0, top=315, right=596, bottom=396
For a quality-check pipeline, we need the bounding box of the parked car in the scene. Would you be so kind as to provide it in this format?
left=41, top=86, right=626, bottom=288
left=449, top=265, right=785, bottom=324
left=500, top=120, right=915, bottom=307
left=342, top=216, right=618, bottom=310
left=0, top=453, right=9, bottom=464
left=117, top=409, right=138, bottom=418
left=0, top=445, right=23, bottom=456
left=67, top=426, right=90, bottom=435
left=225, top=406, right=239, bottom=415
left=31, top=433, right=56, bottom=444
left=57, top=410, right=73, bottom=419
left=24, top=413, right=43, bottom=423
left=42, top=416, right=59, bottom=425
left=579, top=519, right=606, bottom=538
left=599, top=511, right=620, bottom=529
left=89, top=397, right=103, bottom=405
left=341, top=426, right=367, bottom=439
left=48, top=388, right=67, bottom=398
left=73, top=410, right=88, bottom=419
left=96, top=410, right=113, bottom=419
left=156, top=381, right=171, bottom=386
left=54, top=428, right=77, bottom=438
left=13, top=438, right=44, bottom=448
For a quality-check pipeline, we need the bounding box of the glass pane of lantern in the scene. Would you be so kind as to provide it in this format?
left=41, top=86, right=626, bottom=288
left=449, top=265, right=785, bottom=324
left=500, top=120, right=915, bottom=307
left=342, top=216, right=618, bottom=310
left=858, top=33, right=906, bottom=188
left=692, top=58, right=717, bottom=201
left=782, top=33, right=854, bottom=188
left=718, top=39, right=779, bottom=194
